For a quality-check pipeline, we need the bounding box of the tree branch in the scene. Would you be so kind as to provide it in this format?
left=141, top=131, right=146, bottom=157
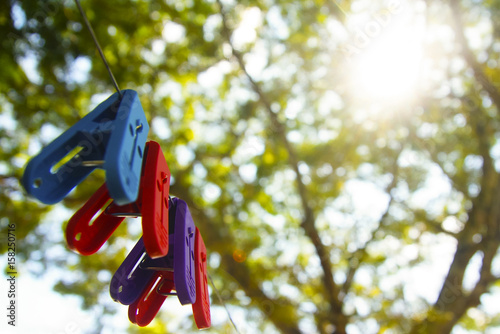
left=409, top=67, right=500, bottom=334
left=341, top=148, right=402, bottom=298
left=216, top=1, right=347, bottom=331
left=171, top=183, right=302, bottom=334
left=449, top=0, right=500, bottom=111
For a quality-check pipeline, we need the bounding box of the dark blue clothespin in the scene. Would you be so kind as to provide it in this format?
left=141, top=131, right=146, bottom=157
left=22, top=89, right=149, bottom=205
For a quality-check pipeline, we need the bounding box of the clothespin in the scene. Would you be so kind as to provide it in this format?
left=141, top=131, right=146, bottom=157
left=22, top=89, right=149, bottom=205
left=128, top=227, right=210, bottom=329
left=109, top=237, right=155, bottom=305
left=65, top=141, right=171, bottom=258
left=141, top=197, right=197, bottom=305
left=128, top=270, right=173, bottom=327
left=65, top=183, right=126, bottom=256
left=192, top=227, right=211, bottom=329
left=110, top=199, right=211, bottom=329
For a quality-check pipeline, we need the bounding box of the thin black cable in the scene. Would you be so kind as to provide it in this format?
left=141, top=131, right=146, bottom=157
left=74, top=0, right=122, bottom=98
left=208, top=272, right=242, bottom=334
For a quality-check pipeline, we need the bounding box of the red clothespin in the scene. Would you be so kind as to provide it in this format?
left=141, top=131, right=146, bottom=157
left=65, top=141, right=171, bottom=258
left=65, top=183, right=125, bottom=255
left=138, top=141, right=170, bottom=258
left=128, top=271, right=172, bottom=327
left=192, top=227, right=211, bottom=329
left=128, top=227, right=211, bottom=329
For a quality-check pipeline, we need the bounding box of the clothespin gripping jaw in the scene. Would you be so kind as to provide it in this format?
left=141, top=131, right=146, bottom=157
left=22, top=89, right=149, bottom=205
left=109, top=237, right=156, bottom=305
left=65, top=183, right=126, bottom=256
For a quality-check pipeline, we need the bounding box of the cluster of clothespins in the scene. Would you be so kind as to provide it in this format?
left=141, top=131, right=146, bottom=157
left=21, top=90, right=211, bottom=329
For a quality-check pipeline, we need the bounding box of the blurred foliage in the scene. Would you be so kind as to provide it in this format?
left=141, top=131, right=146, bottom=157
left=2, top=0, right=500, bottom=333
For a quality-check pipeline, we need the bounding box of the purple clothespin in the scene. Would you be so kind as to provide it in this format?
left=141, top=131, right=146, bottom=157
left=143, top=198, right=196, bottom=304
left=109, top=237, right=155, bottom=305
left=110, top=197, right=196, bottom=306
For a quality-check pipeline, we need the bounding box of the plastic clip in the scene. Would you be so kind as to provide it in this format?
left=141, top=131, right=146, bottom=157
left=65, top=141, right=170, bottom=258
left=22, top=89, right=149, bottom=205
left=192, top=227, right=211, bottom=329
left=141, top=197, right=196, bottom=304
left=112, top=199, right=210, bottom=328
left=109, top=238, right=155, bottom=305
left=110, top=197, right=194, bottom=303
left=65, top=183, right=126, bottom=255
left=128, top=271, right=172, bottom=326
left=127, top=226, right=210, bottom=329
left=136, top=141, right=171, bottom=258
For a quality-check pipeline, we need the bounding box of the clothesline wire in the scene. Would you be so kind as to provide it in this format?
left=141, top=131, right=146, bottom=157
left=209, top=272, right=242, bottom=334
left=74, top=0, right=122, bottom=98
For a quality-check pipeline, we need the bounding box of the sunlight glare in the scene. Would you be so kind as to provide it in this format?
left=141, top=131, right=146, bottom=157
left=349, top=23, right=425, bottom=110
left=356, top=38, right=421, bottom=99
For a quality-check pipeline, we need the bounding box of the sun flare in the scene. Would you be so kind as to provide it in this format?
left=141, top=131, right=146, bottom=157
left=354, top=36, right=422, bottom=100
left=347, top=9, right=426, bottom=111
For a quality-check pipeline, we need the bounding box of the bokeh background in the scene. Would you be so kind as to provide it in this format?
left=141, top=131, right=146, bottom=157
left=2, top=0, right=500, bottom=333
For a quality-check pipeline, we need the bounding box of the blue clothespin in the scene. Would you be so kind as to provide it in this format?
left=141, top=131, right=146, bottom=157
left=22, top=89, right=149, bottom=205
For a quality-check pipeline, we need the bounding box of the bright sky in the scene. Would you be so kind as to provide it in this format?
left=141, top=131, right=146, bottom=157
left=0, top=271, right=96, bottom=334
